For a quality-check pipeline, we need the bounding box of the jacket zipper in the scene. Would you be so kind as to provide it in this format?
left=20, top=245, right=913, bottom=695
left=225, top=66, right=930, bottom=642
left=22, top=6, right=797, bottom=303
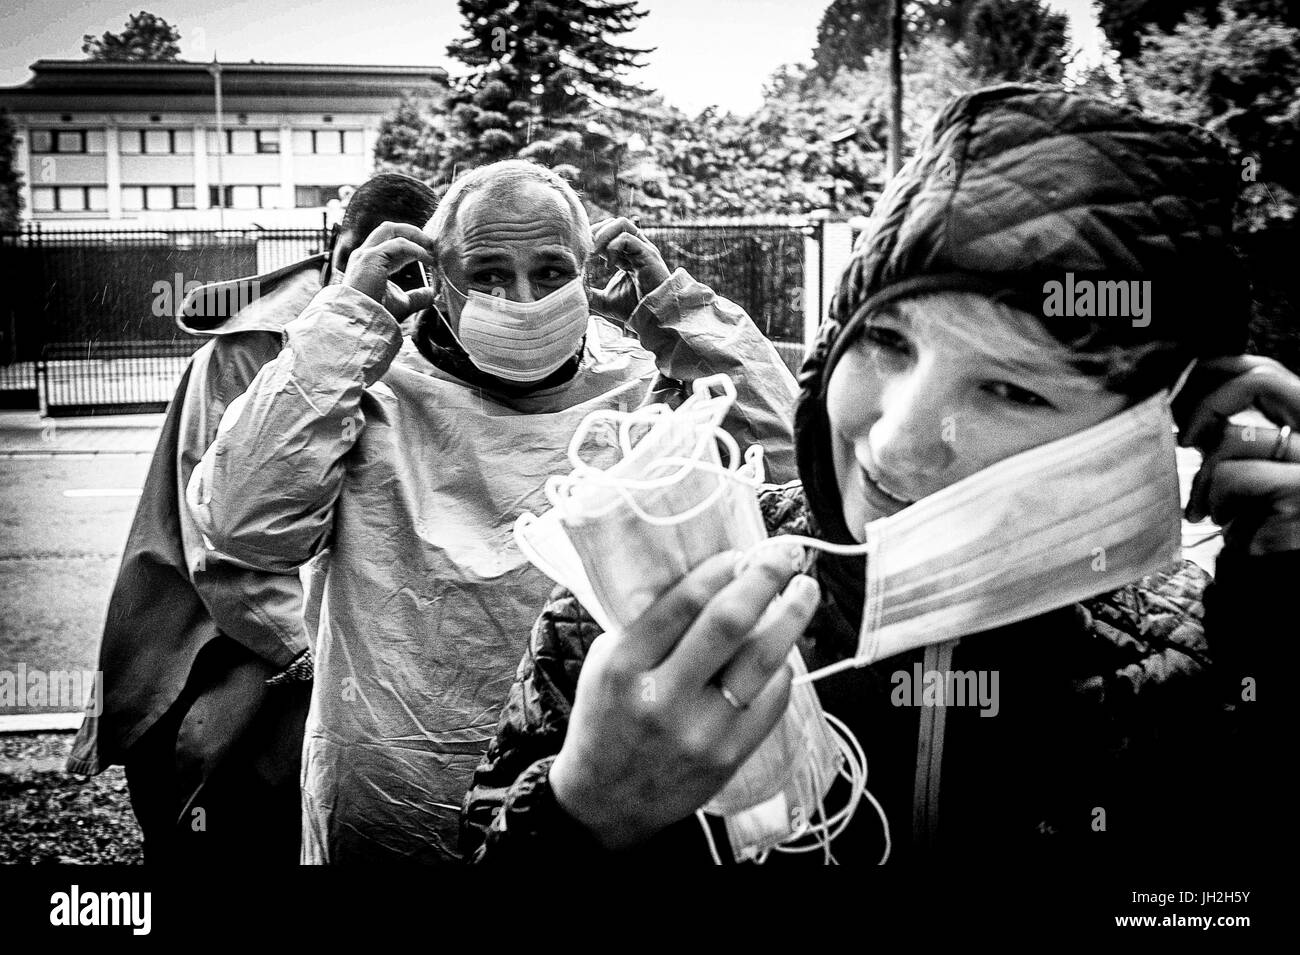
left=912, top=638, right=957, bottom=851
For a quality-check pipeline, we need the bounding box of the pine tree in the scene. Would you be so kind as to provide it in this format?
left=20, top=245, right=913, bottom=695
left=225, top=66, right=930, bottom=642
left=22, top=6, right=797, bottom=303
left=428, top=1, right=654, bottom=213
left=82, top=11, right=182, bottom=62
left=446, top=0, right=651, bottom=118
left=0, top=109, right=23, bottom=229
left=373, top=94, right=449, bottom=183
left=962, top=0, right=1069, bottom=83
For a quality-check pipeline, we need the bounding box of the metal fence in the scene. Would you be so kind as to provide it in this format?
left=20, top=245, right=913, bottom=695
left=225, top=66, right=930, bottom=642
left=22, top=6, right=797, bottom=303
left=589, top=220, right=808, bottom=343
left=0, top=225, right=329, bottom=415
left=1, top=220, right=808, bottom=416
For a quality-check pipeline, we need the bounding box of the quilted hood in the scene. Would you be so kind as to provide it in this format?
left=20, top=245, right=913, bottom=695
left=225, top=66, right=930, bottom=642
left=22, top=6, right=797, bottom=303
left=794, top=84, right=1250, bottom=628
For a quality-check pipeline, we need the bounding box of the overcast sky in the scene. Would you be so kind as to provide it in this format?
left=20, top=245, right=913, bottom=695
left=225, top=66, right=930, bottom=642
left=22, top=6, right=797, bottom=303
left=1, top=0, right=1105, bottom=116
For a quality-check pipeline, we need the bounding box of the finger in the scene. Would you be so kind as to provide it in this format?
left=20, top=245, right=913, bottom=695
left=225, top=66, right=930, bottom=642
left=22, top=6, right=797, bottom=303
left=1199, top=423, right=1300, bottom=466
left=660, top=545, right=803, bottom=690
left=605, top=231, right=653, bottom=267
left=1184, top=362, right=1300, bottom=448
left=357, top=221, right=436, bottom=254
left=703, top=662, right=795, bottom=762
left=357, top=237, right=435, bottom=274
left=1188, top=424, right=1300, bottom=520
left=591, top=217, right=641, bottom=257
left=610, top=550, right=742, bottom=671
left=1248, top=518, right=1300, bottom=555
left=404, top=285, right=439, bottom=314
left=713, top=574, right=820, bottom=706
left=1202, top=459, right=1299, bottom=524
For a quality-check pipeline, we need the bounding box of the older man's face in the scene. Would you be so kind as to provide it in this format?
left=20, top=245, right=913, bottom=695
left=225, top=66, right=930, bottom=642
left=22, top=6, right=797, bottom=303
left=438, top=179, right=585, bottom=333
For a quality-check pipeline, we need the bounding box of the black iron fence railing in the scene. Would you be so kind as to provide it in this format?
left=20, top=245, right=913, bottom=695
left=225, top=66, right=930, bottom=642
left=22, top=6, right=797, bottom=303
left=1, top=221, right=808, bottom=415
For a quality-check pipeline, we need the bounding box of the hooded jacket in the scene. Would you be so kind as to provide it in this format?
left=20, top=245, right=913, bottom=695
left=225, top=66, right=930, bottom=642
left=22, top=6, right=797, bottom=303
left=460, top=87, right=1274, bottom=864
left=68, top=255, right=323, bottom=779
left=185, top=267, right=799, bottom=863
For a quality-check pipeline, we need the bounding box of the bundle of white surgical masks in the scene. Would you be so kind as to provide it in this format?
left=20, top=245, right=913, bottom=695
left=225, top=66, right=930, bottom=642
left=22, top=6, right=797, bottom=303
left=515, top=372, right=1186, bottom=863
left=515, top=375, right=879, bottom=863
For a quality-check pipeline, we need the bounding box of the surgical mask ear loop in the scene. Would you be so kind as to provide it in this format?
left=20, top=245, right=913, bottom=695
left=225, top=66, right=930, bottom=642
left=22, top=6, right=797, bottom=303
left=1170, top=358, right=1198, bottom=405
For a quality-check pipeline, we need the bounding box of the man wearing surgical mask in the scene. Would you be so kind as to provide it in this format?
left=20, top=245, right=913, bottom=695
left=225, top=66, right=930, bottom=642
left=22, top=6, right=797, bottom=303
left=186, top=159, right=799, bottom=863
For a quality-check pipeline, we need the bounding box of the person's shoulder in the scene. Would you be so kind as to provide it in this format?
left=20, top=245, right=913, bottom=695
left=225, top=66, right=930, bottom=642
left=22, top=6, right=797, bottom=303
left=1076, top=558, right=1211, bottom=666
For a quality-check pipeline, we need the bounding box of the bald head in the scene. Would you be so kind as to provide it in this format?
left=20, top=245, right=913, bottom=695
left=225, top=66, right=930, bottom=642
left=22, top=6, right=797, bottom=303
left=426, top=160, right=593, bottom=269
left=426, top=160, right=594, bottom=331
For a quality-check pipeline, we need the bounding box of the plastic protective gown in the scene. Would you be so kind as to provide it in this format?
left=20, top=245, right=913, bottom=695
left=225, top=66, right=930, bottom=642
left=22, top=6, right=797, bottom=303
left=187, top=270, right=797, bottom=863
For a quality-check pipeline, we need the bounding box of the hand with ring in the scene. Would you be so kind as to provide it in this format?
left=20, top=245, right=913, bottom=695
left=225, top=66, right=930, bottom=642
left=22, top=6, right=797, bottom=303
left=548, top=546, right=820, bottom=850
left=1180, top=355, right=1300, bottom=555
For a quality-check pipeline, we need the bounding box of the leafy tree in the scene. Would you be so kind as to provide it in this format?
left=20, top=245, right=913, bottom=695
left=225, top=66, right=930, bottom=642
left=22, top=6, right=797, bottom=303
left=82, top=11, right=182, bottom=62
left=1098, top=0, right=1300, bottom=62
left=962, top=0, right=1070, bottom=83
left=811, top=0, right=894, bottom=78
left=0, top=109, right=23, bottom=229
left=1125, top=3, right=1300, bottom=369
left=809, top=1, right=973, bottom=80
left=620, top=36, right=981, bottom=219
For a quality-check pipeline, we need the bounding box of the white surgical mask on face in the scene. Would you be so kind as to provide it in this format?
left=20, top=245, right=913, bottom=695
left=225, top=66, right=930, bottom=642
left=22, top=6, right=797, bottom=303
left=443, top=274, right=589, bottom=383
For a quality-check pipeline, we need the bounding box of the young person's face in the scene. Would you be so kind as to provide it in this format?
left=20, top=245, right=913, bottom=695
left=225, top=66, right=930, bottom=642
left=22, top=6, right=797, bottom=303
left=826, top=291, right=1130, bottom=541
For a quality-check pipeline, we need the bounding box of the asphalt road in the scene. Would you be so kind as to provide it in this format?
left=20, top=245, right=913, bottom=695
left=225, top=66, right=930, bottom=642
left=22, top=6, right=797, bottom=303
left=0, top=442, right=1222, bottom=719
left=0, top=454, right=149, bottom=714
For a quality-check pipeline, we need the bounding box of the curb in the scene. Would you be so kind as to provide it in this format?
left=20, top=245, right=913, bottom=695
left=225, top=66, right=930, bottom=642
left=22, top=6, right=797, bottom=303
left=0, top=713, right=84, bottom=733
left=1, top=449, right=155, bottom=458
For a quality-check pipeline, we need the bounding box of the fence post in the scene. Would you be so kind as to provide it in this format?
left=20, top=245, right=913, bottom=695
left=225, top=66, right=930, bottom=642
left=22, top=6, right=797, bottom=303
left=803, top=218, right=823, bottom=347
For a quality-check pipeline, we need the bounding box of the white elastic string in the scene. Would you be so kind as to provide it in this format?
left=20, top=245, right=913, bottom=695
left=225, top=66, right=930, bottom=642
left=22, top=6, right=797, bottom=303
left=769, top=710, right=869, bottom=856
left=511, top=512, right=570, bottom=589
left=696, top=810, right=724, bottom=865
left=548, top=427, right=754, bottom=525
left=1169, top=359, right=1198, bottom=404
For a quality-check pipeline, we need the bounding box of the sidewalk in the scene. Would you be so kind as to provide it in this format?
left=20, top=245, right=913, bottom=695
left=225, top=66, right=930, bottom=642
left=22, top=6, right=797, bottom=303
left=0, top=410, right=163, bottom=455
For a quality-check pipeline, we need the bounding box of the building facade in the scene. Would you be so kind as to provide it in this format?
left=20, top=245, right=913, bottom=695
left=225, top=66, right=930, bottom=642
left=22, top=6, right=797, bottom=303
left=0, top=60, right=447, bottom=229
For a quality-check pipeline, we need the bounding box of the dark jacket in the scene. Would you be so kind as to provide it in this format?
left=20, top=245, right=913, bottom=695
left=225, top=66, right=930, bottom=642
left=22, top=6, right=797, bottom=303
left=461, top=483, right=1271, bottom=864
left=68, top=255, right=323, bottom=777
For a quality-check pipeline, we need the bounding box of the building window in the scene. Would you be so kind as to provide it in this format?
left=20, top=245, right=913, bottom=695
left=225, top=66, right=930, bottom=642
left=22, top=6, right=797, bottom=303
left=85, top=130, right=107, bottom=154
left=294, top=184, right=347, bottom=207
left=292, top=130, right=363, bottom=155
left=31, top=185, right=108, bottom=212
left=144, top=130, right=172, bottom=154
left=30, top=130, right=92, bottom=153
left=120, top=129, right=194, bottom=155
left=122, top=185, right=195, bottom=211
left=56, top=131, right=86, bottom=153
left=209, top=184, right=278, bottom=209
left=216, top=129, right=279, bottom=155
left=145, top=186, right=175, bottom=210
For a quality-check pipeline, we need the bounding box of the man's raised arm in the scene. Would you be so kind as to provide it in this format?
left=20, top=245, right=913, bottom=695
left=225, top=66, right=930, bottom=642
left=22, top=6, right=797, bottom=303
left=187, top=224, right=437, bottom=573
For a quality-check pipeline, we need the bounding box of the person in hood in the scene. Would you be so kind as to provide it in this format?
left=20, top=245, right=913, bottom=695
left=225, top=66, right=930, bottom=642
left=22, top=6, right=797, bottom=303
left=185, top=159, right=800, bottom=863
left=68, top=173, right=438, bottom=864
left=462, top=86, right=1295, bottom=864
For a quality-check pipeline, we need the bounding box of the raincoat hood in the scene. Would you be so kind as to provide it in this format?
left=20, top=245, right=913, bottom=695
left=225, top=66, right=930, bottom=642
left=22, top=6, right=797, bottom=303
left=793, top=85, right=1251, bottom=630
left=176, top=253, right=326, bottom=337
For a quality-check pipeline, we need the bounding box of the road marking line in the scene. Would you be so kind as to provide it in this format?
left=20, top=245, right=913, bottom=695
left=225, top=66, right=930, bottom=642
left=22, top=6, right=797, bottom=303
left=0, top=712, right=84, bottom=733
left=63, top=489, right=143, bottom=498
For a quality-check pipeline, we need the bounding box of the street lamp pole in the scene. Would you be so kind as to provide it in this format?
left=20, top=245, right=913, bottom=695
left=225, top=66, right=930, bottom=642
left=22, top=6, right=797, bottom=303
left=209, top=55, right=225, bottom=229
